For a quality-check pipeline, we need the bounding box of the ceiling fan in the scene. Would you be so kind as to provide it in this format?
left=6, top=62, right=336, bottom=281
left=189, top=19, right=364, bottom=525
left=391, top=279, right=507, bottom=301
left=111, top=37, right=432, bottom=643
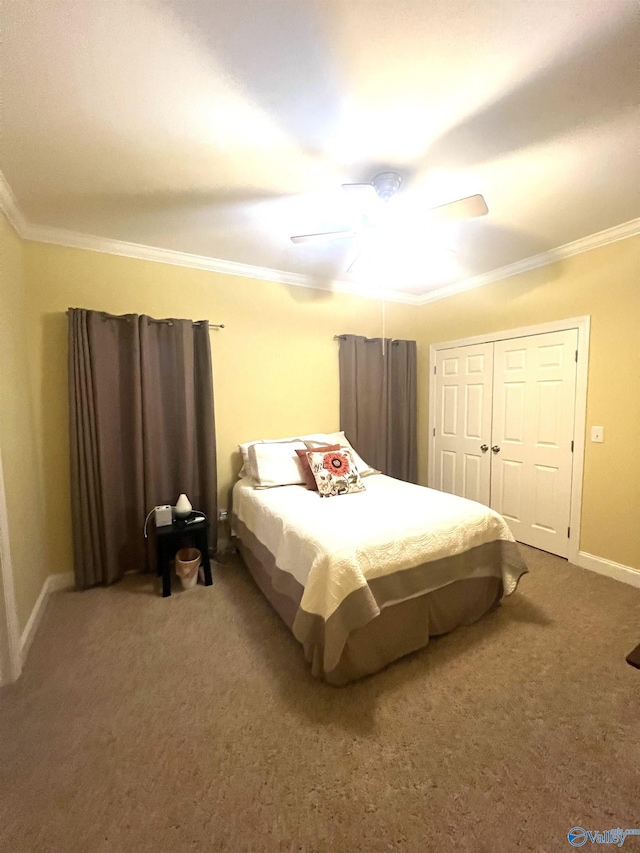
left=290, top=171, right=488, bottom=272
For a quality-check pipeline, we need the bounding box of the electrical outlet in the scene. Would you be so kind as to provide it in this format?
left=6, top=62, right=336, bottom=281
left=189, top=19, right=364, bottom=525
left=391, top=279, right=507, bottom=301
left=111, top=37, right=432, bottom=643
left=218, top=508, right=228, bottom=521
left=591, top=426, right=604, bottom=443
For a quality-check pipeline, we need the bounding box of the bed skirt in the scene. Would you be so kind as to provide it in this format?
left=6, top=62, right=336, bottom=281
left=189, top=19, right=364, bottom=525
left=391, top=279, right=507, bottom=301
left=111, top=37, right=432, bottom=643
left=235, top=530, right=503, bottom=686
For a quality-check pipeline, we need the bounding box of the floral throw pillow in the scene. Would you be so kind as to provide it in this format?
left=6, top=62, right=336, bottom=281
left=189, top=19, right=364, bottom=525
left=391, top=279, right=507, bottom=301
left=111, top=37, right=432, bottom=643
left=306, top=448, right=366, bottom=498
left=295, top=444, right=340, bottom=491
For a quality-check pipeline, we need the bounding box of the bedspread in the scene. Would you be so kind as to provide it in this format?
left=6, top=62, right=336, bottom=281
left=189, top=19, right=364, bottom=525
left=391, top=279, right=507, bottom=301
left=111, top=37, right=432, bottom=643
left=232, top=475, right=527, bottom=673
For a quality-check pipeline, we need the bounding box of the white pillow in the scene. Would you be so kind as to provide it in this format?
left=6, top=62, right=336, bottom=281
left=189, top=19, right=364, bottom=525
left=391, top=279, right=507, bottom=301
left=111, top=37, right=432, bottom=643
left=247, top=440, right=307, bottom=488
left=304, top=431, right=378, bottom=477
left=238, top=435, right=301, bottom=479
left=237, top=431, right=379, bottom=480
left=238, top=439, right=261, bottom=478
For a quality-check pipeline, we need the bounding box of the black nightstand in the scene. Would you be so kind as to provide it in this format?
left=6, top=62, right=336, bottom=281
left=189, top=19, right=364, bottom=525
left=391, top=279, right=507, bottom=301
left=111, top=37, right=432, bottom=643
left=155, top=514, right=213, bottom=597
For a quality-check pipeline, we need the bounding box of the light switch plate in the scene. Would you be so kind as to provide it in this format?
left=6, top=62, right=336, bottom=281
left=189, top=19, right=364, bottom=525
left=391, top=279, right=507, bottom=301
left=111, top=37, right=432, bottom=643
left=591, top=426, right=604, bottom=443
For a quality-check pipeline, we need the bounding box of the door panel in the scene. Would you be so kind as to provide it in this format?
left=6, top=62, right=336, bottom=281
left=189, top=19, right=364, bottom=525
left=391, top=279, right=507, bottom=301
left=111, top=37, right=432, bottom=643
left=490, top=330, right=578, bottom=557
left=442, top=385, right=458, bottom=435
left=503, top=382, right=526, bottom=441
left=532, top=465, right=557, bottom=531
left=441, top=450, right=456, bottom=494
left=499, top=460, right=524, bottom=522
left=434, top=343, right=493, bottom=504
left=463, top=453, right=483, bottom=500
left=465, top=384, right=484, bottom=437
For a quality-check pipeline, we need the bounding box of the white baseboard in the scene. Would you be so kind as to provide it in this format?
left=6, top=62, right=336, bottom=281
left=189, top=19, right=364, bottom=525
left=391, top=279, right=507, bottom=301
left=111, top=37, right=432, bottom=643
left=575, top=551, right=640, bottom=589
left=20, top=571, right=74, bottom=662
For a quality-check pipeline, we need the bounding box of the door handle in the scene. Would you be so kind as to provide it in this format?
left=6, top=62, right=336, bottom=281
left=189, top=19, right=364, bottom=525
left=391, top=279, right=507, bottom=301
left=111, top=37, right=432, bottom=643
left=491, top=445, right=501, bottom=453
left=480, top=444, right=489, bottom=452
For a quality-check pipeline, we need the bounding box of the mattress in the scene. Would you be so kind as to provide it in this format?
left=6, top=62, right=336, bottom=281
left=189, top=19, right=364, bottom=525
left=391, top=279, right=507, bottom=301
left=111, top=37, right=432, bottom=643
left=232, top=474, right=527, bottom=683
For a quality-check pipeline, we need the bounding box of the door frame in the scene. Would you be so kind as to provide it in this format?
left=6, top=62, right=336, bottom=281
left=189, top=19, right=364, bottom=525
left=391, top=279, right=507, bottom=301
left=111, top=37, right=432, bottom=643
left=428, top=316, right=590, bottom=565
left=0, top=442, right=22, bottom=685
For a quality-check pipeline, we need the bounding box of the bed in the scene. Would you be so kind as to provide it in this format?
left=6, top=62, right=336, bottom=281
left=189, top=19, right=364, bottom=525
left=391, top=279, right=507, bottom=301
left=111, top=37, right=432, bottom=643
left=231, top=462, right=527, bottom=685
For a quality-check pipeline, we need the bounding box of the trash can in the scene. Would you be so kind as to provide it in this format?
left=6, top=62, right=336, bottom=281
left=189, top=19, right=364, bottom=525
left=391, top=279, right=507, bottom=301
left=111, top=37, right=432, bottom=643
left=175, top=547, right=201, bottom=590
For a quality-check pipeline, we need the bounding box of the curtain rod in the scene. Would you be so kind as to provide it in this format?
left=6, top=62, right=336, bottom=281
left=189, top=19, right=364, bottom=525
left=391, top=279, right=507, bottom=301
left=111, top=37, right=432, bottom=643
left=146, top=319, right=225, bottom=329
left=148, top=318, right=225, bottom=329
left=66, top=310, right=224, bottom=329
left=109, top=315, right=225, bottom=329
left=333, top=335, right=384, bottom=342
left=334, top=334, right=399, bottom=343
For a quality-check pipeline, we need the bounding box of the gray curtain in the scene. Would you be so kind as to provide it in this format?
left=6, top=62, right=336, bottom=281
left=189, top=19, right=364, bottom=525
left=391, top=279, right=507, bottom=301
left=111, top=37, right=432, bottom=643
left=68, top=309, right=217, bottom=589
left=338, top=335, right=417, bottom=483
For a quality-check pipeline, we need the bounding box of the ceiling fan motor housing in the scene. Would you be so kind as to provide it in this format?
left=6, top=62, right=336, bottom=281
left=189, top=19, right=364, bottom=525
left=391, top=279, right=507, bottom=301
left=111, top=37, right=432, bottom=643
left=372, top=171, right=403, bottom=200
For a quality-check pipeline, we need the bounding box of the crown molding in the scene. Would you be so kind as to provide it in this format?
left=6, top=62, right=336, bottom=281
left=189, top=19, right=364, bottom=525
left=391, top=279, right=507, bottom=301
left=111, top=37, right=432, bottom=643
left=0, top=171, right=31, bottom=237
left=416, top=217, right=640, bottom=305
left=1, top=170, right=637, bottom=306
left=0, top=170, right=420, bottom=305
left=22, top=221, right=423, bottom=305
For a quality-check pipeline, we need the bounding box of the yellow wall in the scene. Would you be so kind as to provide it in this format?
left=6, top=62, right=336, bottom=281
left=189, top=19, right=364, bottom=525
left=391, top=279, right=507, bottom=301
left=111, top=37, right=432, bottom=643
left=21, top=241, right=421, bottom=578
left=417, top=236, right=640, bottom=569
left=0, top=213, right=51, bottom=632
left=5, top=223, right=638, bottom=613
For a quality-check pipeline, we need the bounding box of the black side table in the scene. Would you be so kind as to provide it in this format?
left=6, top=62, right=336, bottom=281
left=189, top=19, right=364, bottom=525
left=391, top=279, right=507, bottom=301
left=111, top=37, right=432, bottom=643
left=155, top=514, right=213, bottom=597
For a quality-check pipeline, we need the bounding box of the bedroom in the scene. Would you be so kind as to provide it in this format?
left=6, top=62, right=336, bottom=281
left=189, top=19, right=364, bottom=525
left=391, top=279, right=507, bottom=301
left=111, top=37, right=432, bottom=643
left=0, top=3, right=640, bottom=850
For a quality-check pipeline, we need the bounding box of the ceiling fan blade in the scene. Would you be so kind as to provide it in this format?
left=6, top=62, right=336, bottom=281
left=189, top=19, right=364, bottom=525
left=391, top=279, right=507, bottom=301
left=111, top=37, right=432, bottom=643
left=341, top=183, right=378, bottom=202
left=290, top=230, right=358, bottom=244
left=427, top=194, right=489, bottom=224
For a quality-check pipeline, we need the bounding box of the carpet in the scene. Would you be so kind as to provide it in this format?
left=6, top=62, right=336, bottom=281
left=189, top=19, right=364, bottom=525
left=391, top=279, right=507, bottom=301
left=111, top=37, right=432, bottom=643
left=0, top=545, right=638, bottom=852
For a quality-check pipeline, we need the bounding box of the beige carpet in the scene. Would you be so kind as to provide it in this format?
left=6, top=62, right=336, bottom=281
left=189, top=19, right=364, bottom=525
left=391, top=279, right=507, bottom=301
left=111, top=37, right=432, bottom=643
left=1, top=545, right=639, bottom=853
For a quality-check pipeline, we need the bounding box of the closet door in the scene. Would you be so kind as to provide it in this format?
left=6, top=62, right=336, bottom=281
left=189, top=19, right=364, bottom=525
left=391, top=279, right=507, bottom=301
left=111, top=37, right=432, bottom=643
left=490, top=330, right=578, bottom=557
left=434, top=343, right=494, bottom=504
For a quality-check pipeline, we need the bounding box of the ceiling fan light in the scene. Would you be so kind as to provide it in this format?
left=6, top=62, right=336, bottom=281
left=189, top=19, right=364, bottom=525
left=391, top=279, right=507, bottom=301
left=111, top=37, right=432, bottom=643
left=371, top=171, right=403, bottom=201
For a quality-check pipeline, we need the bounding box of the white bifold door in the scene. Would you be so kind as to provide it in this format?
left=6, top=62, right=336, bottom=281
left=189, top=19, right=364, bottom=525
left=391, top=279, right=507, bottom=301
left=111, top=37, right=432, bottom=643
left=433, top=343, right=494, bottom=506
left=433, top=329, right=578, bottom=558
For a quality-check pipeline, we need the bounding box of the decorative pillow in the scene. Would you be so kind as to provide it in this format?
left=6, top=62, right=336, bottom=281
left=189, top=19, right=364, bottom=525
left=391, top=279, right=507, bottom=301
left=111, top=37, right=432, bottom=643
left=248, top=440, right=307, bottom=488
left=304, top=432, right=379, bottom=478
left=306, top=448, right=366, bottom=498
left=238, top=432, right=379, bottom=481
left=295, top=444, right=340, bottom=491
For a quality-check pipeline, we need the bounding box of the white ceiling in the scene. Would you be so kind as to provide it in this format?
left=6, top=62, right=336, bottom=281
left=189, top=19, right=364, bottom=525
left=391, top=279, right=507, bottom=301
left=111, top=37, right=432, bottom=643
left=1, top=0, right=639, bottom=299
